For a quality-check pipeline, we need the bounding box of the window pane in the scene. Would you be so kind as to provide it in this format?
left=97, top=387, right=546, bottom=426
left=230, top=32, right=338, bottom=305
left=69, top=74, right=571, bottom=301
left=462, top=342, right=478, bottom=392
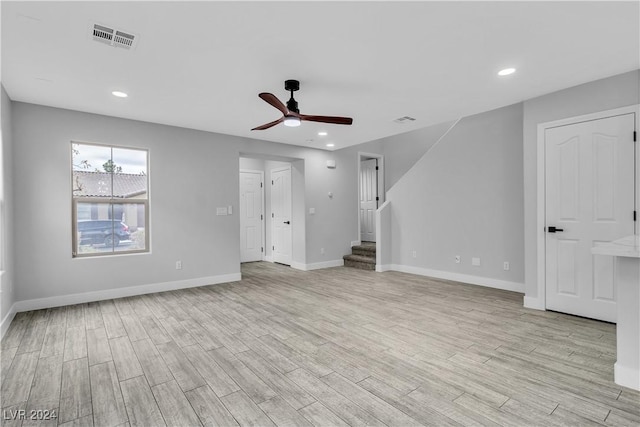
left=72, top=144, right=112, bottom=198
left=112, top=148, right=148, bottom=200
left=76, top=202, right=116, bottom=255
left=115, top=203, right=146, bottom=252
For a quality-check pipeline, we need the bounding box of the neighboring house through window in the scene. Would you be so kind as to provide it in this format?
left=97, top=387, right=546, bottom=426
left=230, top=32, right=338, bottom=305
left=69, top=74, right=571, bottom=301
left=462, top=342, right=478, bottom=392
left=72, top=142, right=149, bottom=257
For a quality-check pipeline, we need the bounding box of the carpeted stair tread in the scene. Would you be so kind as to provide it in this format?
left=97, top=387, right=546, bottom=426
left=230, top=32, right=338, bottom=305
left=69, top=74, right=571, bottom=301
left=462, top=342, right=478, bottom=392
left=344, top=243, right=376, bottom=270
left=343, top=254, right=376, bottom=264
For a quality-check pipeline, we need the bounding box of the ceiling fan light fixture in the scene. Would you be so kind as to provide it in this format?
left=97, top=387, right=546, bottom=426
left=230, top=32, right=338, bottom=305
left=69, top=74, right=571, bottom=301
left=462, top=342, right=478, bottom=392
left=284, top=116, right=301, bottom=127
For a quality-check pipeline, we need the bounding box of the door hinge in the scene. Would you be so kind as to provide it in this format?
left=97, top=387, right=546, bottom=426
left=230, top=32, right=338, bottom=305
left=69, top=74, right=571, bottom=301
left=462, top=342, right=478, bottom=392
left=261, top=247, right=263, bottom=253
left=261, top=214, right=263, bottom=220
left=376, top=196, right=379, bottom=201
left=260, top=182, right=263, bottom=188
left=272, top=213, right=274, bottom=218
left=272, top=246, right=275, bottom=250
left=634, top=210, right=637, bottom=222
left=375, top=166, right=379, bottom=170
left=272, top=180, right=274, bottom=185
left=634, top=131, right=637, bottom=142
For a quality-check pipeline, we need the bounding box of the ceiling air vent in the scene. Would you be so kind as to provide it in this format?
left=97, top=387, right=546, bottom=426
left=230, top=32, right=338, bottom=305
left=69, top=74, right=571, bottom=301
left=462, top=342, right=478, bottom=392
left=393, top=116, right=417, bottom=124
left=114, top=30, right=135, bottom=48
left=91, top=23, right=137, bottom=50
left=93, top=24, right=114, bottom=45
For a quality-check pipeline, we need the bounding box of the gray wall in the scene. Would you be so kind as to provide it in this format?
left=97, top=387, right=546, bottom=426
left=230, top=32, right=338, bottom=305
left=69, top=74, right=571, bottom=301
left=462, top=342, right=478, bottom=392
left=11, top=102, right=367, bottom=302
left=523, top=70, right=640, bottom=299
left=387, top=103, right=525, bottom=284
left=1, top=86, right=15, bottom=322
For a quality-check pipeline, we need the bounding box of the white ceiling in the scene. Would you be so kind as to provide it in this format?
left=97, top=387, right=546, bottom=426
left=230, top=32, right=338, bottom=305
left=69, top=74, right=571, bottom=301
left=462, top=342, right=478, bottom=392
left=2, top=1, right=638, bottom=151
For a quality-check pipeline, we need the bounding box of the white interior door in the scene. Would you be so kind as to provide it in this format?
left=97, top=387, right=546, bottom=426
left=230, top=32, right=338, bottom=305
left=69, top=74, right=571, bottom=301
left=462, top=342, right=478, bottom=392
left=239, top=171, right=263, bottom=262
left=360, top=159, right=378, bottom=242
left=271, top=167, right=292, bottom=265
left=545, top=113, right=635, bottom=322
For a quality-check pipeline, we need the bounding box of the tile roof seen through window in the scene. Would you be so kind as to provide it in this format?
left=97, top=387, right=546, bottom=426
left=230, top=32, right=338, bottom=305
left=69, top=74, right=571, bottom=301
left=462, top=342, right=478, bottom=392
left=73, top=171, right=147, bottom=198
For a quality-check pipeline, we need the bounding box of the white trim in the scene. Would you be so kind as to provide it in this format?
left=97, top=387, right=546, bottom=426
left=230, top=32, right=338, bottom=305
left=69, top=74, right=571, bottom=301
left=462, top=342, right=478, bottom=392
left=351, top=240, right=361, bottom=247
left=13, top=273, right=241, bottom=313
left=264, top=255, right=273, bottom=263
left=389, top=264, right=524, bottom=293
left=614, top=362, right=640, bottom=391
left=535, top=104, right=640, bottom=311
left=1, top=303, right=17, bottom=340
left=376, top=264, right=391, bottom=272
left=291, top=259, right=344, bottom=271
left=523, top=296, right=545, bottom=310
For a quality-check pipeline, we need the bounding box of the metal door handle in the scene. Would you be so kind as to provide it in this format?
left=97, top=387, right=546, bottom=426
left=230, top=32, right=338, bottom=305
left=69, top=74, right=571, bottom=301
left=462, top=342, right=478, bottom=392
left=283, top=221, right=290, bottom=224
left=547, top=226, right=564, bottom=233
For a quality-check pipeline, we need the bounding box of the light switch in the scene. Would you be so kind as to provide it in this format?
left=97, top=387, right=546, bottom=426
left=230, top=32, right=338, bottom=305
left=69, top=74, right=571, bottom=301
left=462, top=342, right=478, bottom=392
left=309, top=208, right=315, bottom=214
left=228, top=205, right=233, bottom=214
left=216, top=207, right=228, bottom=216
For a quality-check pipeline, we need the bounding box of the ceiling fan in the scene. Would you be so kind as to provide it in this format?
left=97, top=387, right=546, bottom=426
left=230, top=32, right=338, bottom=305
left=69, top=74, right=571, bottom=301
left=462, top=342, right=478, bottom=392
left=252, top=80, right=353, bottom=130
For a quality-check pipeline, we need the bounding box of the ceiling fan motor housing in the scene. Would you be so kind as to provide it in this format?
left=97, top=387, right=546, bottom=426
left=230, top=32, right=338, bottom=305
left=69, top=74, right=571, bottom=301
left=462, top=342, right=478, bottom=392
left=284, top=79, right=300, bottom=92
left=285, top=80, right=300, bottom=113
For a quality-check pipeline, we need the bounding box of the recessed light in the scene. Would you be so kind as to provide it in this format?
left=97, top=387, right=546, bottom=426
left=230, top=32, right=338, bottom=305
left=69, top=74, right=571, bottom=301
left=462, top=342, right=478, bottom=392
left=498, top=68, right=516, bottom=76
left=112, top=91, right=128, bottom=98
left=326, top=143, right=335, bottom=147
left=318, top=131, right=328, bottom=136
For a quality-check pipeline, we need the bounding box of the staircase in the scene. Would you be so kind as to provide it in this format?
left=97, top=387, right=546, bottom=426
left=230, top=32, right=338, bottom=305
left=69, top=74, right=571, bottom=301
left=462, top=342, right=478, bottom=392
left=343, top=242, right=376, bottom=270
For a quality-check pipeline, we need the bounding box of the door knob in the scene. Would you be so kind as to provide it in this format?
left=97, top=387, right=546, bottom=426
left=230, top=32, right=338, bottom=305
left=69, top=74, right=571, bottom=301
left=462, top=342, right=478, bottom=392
left=547, top=226, right=564, bottom=233
left=283, top=221, right=290, bottom=224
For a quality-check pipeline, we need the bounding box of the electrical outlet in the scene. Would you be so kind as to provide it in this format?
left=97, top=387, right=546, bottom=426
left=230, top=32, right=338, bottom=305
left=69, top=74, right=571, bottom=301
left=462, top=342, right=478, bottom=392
left=320, top=248, right=325, bottom=255
left=175, top=260, right=182, bottom=270
left=503, top=261, right=510, bottom=271
left=455, top=255, right=461, bottom=264
left=472, top=257, right=480, bottom=266
left=412, top=251, right=417, bottom=258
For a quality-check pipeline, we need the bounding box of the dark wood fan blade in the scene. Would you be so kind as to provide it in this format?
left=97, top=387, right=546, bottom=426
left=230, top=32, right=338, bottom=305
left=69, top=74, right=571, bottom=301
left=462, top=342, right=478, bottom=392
left=251, top=117, right=284, bottom=131
left=300, top=114, right=353, bottom=125
left=259, top=93, right=289, bottom=116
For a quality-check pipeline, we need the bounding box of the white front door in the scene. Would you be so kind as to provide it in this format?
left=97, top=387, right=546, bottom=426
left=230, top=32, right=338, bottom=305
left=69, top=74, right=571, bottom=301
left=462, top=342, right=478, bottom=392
left=271, top=167, right=292, bottom=265
left=239, top=171, right=263, bottom=262
left=360, top=159, right=378, bottom=242
left=545, top=113, right=635, bottom=322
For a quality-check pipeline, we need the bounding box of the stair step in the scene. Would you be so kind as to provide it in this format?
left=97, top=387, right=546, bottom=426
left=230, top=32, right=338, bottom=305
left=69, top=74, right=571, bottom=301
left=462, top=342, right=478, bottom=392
left=352, top=248, right=375, bottom=257
left=343, top=254, right=375, bottom=264
left=344, top=258, right=376, bottom=271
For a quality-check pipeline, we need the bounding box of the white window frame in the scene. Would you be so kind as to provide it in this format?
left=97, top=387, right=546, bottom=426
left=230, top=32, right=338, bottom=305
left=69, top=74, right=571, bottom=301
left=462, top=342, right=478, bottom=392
left=71, top=141, right=149, bottom=258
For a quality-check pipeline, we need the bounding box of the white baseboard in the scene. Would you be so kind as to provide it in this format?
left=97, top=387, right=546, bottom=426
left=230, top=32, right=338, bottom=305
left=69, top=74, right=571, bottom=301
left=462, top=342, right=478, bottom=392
left=264, top=256, right=273, bottom=263
left=1, top=303, right=17, bottom=340
left=376, top=264, right=392, bottom=272
left=389, top=264, right=524, bottom=293
left=615, top=362, right=640, bottom=391
left=291, top=259, right=344, bottom=271
left=14, top=273, right=242, bottom=313
left=351, top=240, right=361, bottom=247
left=524, top=295, right=546, bottom=311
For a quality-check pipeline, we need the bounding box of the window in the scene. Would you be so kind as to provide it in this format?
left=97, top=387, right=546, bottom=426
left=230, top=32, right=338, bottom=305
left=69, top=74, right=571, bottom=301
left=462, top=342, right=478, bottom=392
left=72, top=142, right=149, bottom=257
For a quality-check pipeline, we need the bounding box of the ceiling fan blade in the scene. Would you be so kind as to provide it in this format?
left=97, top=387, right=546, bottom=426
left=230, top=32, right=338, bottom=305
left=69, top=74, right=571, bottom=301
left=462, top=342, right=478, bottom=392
left=300, top=114, right=353, bottom=125
left=251, top=117, right=284, bottom=131
left=259, top=93, right=289, bottom=116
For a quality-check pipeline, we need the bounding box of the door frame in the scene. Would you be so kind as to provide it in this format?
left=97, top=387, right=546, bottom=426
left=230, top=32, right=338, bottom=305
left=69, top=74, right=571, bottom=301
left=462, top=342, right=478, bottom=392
left=355, top=152, right=385, bottom=246
left=270, top=165, right=292, bottom=265
left=239, top=169, right=265, bottom=262
left=535, top=105, right=639, bottom=310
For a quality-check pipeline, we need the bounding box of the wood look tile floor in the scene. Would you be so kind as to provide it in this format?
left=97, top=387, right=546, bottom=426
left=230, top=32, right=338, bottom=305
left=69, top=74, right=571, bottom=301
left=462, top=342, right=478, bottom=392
left=1, top=262, right=639, bottom=426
